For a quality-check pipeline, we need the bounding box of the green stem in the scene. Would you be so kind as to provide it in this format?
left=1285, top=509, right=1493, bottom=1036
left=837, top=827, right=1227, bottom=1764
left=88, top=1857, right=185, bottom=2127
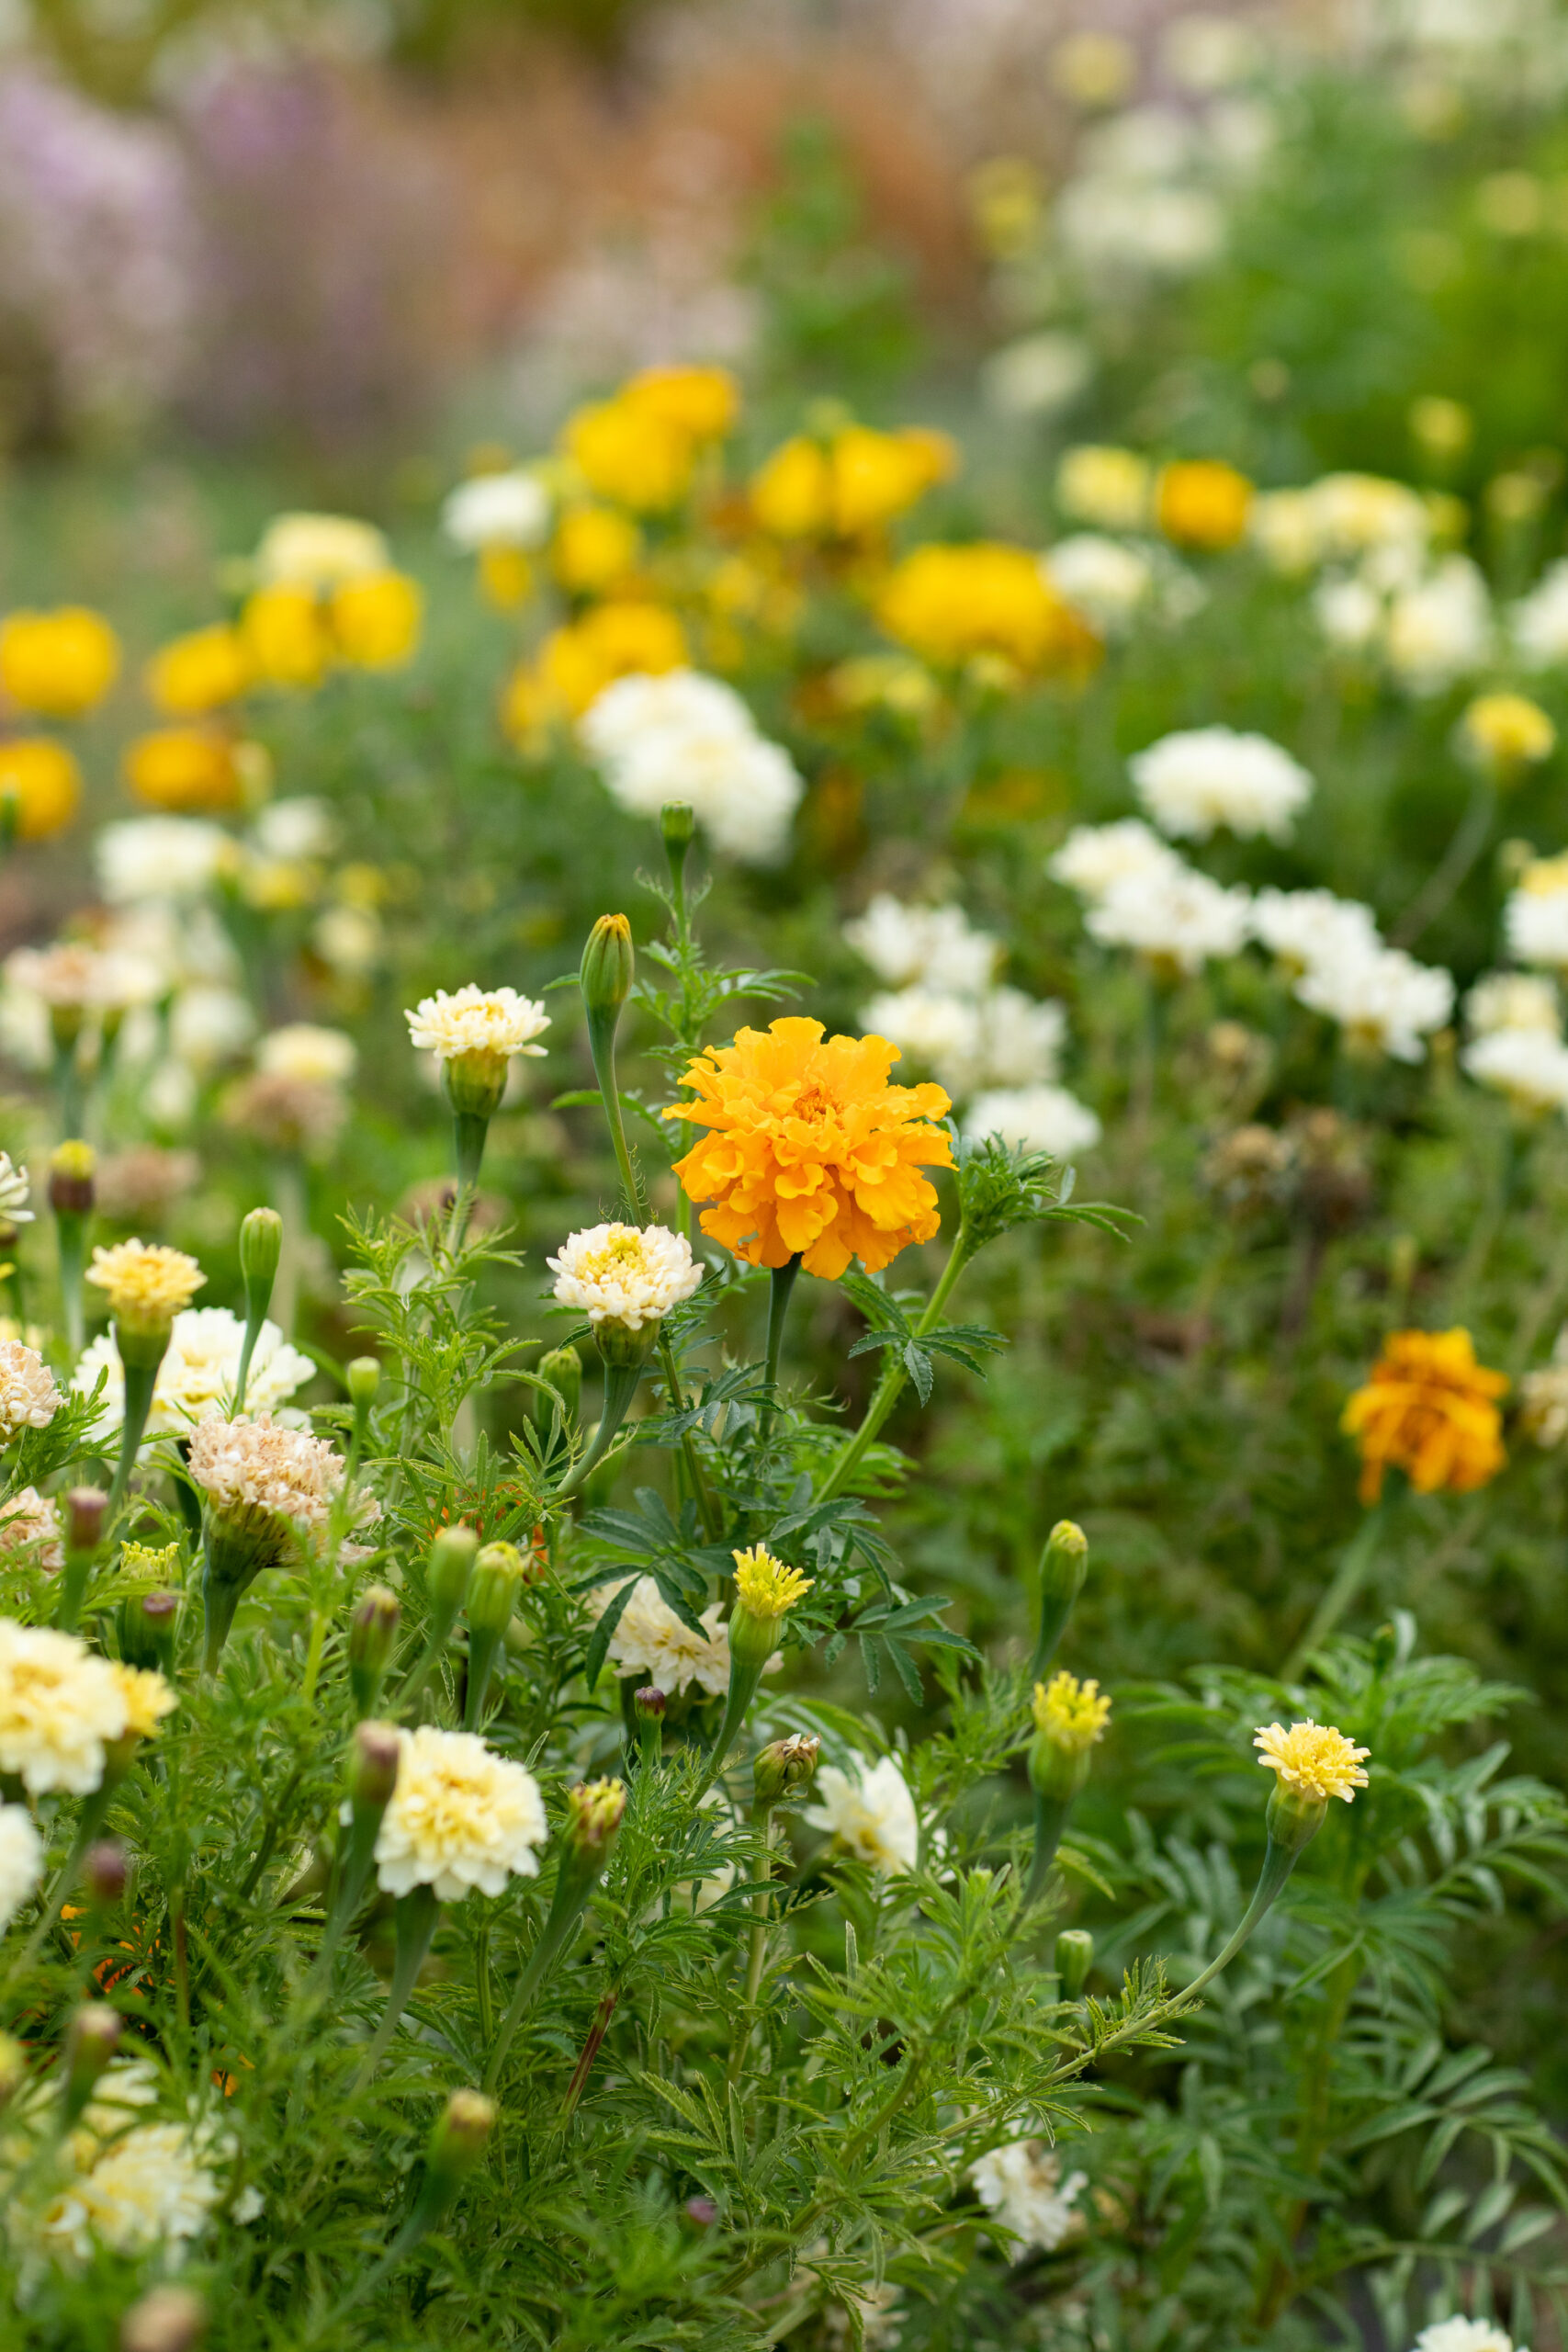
left=554, top=1359, right=642, bottom=1504
left=56, top=1214, right=85, bottom=1360
left=728, top=1806, right=775, bottom=2085
left=760, top=1255, right=801, bottom=1439
left=482, top=1867, right=593, bottom=2094
left=1282, top=1502, right=1388, bottom=1679
left=1179, top=1833, right=1301, bottom=2003
left=446, top=1112, right=490, bottom=1255
left=658, top=1329, right=720, bottom=1540
left=1021, top=1791, right=1073, bottom=1908
left=693, top=1656, right=768, bottom=1805
left=106, top=1353, right=161, bottom=1520
left=353, top=1883, right=440, bottom=2090
left=586, top=1005, right=639, bottom=1218
left=818, top=1227, right=971, bottom=1502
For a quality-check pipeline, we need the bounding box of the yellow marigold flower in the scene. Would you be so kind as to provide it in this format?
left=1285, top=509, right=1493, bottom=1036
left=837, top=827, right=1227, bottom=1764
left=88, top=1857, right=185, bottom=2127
left=626, top=364, right=739, bottom=441
left=1057, top=445, right=1150, bottom=532
left=144, top=625, right=252, bottom=717
left=1032, top=1670, right=1111, bottom=1753
left=241, top=585, right=331, bottom=691
left=532, top=601, right=688, bottom=720
left=1254, top=1719, right=1370, bottom=1803
left=564, top=399, right=696, bottom=514
left=663, top=1015, right=953, bottom=1278
left=85, top=1238, right=205, bottom=1333
left=1154, top=459, right=1255, bottom=551
left=330, top=571, right=423, bottom=670
left=1341, top=1327, right=1508, bottom=1504
left=1460, top=690, right=1556, bottom=776
left=0, top=738, right=82, bottom=840
left=110, top=1662, right=176, bottom=1742
left=0, top=607, right=119, bottom=718
left=478, top=545, right=533, bottom=609
left=551, top=504, right=642, bottom=594
left=878, top=542, right=1100, bottom=677
left=750, top=425, right=957, bottom=541
left=750, top=436, right=833, bottom=537
left=731, top=1544, right=814, bottom=1620
left=123, top=728, right=242, bottom=815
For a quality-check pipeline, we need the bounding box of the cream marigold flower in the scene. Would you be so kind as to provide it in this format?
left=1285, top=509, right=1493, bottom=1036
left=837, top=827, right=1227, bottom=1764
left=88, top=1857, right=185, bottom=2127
left=1130, top=726, right=1313, bottom=843
left=547, top=1223, right=702, bottom=1330
left=35, top=2070, right=231, bottom=2263
left=0, top=1801, right=44, bottom=1930
left=0, top=1486, right=63, bottom=1571
left=664, top=1017, right=953, bottom=1279
left=969, top=2141, right=1089, bottom=2255
left=1254, top=1719, right=1370, bottom=1804
left=73, top=1308, right=315, bottom=1439
left=109, top=1662, right=176, bottom=1742
left=374, top=1724, right=547, bottom=1901
left=0, top=1340, right=60, bottom=1443
left=1414, top=2320, right=1517, bottom=2352
left=593, top=1576, right=734, bottom=1698
left=85, top=1238, right=205, bottom=1329
left=803, top=1755, right=919, bottom=1875
left=186, top=1413, right=364, bottom=1537
left=0, top=1619, right=131, bottom=1794
left=1032, top=1670, right=1112, bottom=1753
left=256, top=1023, right=357, bottom=1088
left=0, top=1153, right=33, bottom=1226
left=404, top=985, right=550, bottom=1063
left=731, top=1544, right=813, bottom=1620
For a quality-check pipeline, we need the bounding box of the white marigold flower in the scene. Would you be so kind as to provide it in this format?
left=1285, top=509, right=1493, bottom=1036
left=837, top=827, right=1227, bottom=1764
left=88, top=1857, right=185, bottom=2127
left=804, top=1755, right=919, bottom=1876
left=1088, top=864, right=1252, bottom=974
left=73, top=1308, right=314, bottom=1440
left=969, top=2140, right=1089, bottom=2255
left=1466, top=971, right=1561, bottom=1037
left=0, top=1487, right=64, bottom=1572
left=250, top=796, right=334, bottom=861
left=256, top=1023, right=357, bottom=1088
left=254, top=510, right=389, bottom=586
left=964, top=1085, right=1102, bottom=1158
left=861, top=987, right=982, bottom=1094
left=1043, top=534, right=1154, bottom=634
left=1130, top=726, right=1314, bottom=844
left=1461, top=1026, right=1568, bottom=1113
left=1056, top=445, right=1151, bottom=533
left=1314, top=571, right=1385, bottom=653
left=443, top=467, right=552, bottom=550
left=580, top=668, right=756, bottom=764
left=1512, top=556, right=1568, bottom=670
left=1413, top=2323, right=1516, bottom=2352
left=33, top=2068, right=232, bottom=2265
left=374, top=1724, right=547, bottom=1901
left=0, top=1153, right=31, bottom=1226
left=404, top=985, right=550, bottom=1064
left=581, top=670, right=805, bottom=867
left=0, top=1340, right=59, bottom=1442
left=95, top=818, right=236, bottom=906
left=0, top=1619, right=130, bottom=1794
left=187, top=1412, right=367, bottom=1540
left=592, top=1575, right=733, bottom=1698
left=5, top=943, right=110, bottom=1012
left=1506, top=857, right=1568, bottom=970
left=1520, top=1329, right=1568, bottom=1449
left=1384, top=556, right=1492, bottom=695
left=1049, top=819, right=1182, bottom=903
left=0, top=1801, right=44, bottom=1930
left=845, top=895, right=998, bottom=994
left=1250, top=888, right=1381, bottom=977
left=1306, top=472, right=1430, bottom=561
left=548, top=1223, right=702, bottom=1331
left=169, top=984, right=255, bottom=1070
left=975, top=987, right=1068, bottom=1088
left=1295, top=945, right=1454, bottom=1063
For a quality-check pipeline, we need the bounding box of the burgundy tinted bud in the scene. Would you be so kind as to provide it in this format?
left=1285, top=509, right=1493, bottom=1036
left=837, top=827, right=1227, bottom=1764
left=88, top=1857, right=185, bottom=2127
left=348, top=1720, right=400, bottom=1813
left=683, top=2196, right=719, bottom=2227
left=83, top=1841, right=128, bottom=1907
left=633, top=1686, right=667, bottom=1721
left=63, top=1487, right=107, bottom=1554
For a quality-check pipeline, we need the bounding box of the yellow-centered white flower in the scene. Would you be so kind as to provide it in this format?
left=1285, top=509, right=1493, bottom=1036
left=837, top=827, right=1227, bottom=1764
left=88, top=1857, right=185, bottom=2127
left=404, top=984, right=550, bottom=1063
left=0, top=1619, right=136, bottom=1794
left=0, top=1340, right=60, bottom=1443
left=549, top=1222, right=702, bottom=1330
left=804, top=1755, right=919, bottom=1876
left=374, top=1724, right=547, bottom=1901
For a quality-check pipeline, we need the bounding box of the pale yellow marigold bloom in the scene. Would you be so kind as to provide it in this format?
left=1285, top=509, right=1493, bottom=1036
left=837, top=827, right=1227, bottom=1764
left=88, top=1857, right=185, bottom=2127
left=1460, top=691, right=1556, bottom=775
left=110, top=1663, right=177, bottom=1741
left=374, top=1724, right=547, bottom=1901
left=1254, top=1719, right=1370, bottom=1803
left=86, top=1239, right=205, bottom=1329
left=0, top=1620, right=130, bottom=1794
left=1032, top=1669, right=1111, bottom=1752
left=731, top=1544, right=814, bottom=1621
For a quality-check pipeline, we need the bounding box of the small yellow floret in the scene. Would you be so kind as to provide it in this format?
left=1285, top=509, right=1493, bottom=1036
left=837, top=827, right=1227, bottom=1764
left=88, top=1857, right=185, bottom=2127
left=1032, top=1669, right=1111, bottom=1752
left=1461, top=691, right=1556, bottom=774
left=0, top=606, right=120, bottom=718
left=732, top=1544, right=814, bottom=1621
left=110, top=1663, right=177, bottom=1741
left=85, top=1238, right=205, bottom=1328
left=121, top=1540, right=181, bottom=1584
left=1254, top=1719, right=1370, bottom=1803
left=0, top=738, right=83, bottom=841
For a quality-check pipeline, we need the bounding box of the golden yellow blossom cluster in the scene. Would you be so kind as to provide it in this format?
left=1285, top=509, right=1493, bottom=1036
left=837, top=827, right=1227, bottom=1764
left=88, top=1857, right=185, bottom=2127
left=85, top=1239, right=206, bottom=1332
left=1341, top=1328, right=1508, bottom=1504
left=731, top=1545, right=814, bottom=1622
left=1254, top=1719, right=1370, bottom=1803
left=1032, top=1670, right=1112, bottom=1754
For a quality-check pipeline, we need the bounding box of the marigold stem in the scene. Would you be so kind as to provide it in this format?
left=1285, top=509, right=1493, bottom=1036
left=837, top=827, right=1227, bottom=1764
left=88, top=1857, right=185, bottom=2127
left=818, top=1225, right=971, bottom=1502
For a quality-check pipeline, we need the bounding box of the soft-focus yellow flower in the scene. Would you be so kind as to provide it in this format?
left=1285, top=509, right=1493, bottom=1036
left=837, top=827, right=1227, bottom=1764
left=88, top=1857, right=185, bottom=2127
left=877, top=542, right=1100, bottom=676
left=750, top=437, right=833, bottom=537
left=254, top=511, right=389, bottom=588
left=968, top=154, right=1046, bottom=256
left=562, top=367, right=738, bottom=514
left=109, top=1662, right=176, bottom=1741
left=123, top=728, right=243, bottom=815
left=1459, top=691, right=1556, bottom=776
left=1032, top=1670, right=1111, bottom=1753
left=241, top=586, right=331, bottom=691
left=750, top=425, right=956, bottom=540
left=1254, top=1719, right=1370, bottom=1803
left=1057, top=446, right=1151, bottom=532
left=1341, top=1328, right=1508, bottom=1504
left=0, top=738, right=82, bottom=840
left=1155, top=459, right=1255, bottom=551
left=478, top=545, right=533, bottom=609
left=731, top=1544, right=814, bottom=1620
left=0, top=607, right=120, bottom=718
left=505, top=601, right=688, bottom=740
left=665, top=1015, right=953, bottom=1278
left=85, top=1238, right=205, bottom=1332
left=144, top=626, right=252, bottom=717
left=552, top=504, right=642, bottom=594
left=626, top=364, right=739, bottom=440
left=0, top=1620, right=129, bottom=1795
left=331, top=571, right=423, bottom=670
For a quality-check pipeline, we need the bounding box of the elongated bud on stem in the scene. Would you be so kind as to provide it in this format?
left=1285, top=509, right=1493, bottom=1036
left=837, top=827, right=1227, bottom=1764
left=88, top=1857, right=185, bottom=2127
left=660, top=800, right=696, bottom=855
left=349, top=1585, right=400, bottom=1718
left=1055, top=1928, right=1094, bottom=1997
left=349, top=1718, right=401, bottom=1813
left=49, top=1138, right=95, bottom=1217
left=234, top=1207, right=283, bottom=1415
left=581, top=912, right=635, bottom=1025
left=320, top=1720, right=401, bottom=1962
left=83, top=1841, right=128, bottom=1909
left=428, top=2086, right=495, bottom=2183
left=1030, top=1521, right=1089, bottom=1681
left=345, top=1355, right=379, bottom=1471
left=633, top=1685, right=665, bottom=1768
left=48, top=1139, right=95, bottom=1356
left=751, top=1733, right=820, bottom=1808
left=464, top=1543, right=524, bottom=1729
left=699, top=1549, right=814, bottom=1796
left=121, top=1587, right=180, bottom=1677
left=56, top=1486, right=108, bottom=1634
left=1025, top=1671, right=1111, bottom=1905
left=62, top=2003, right=120, bottom=2124
left=120, top=2287, right=208, bottom=2352
left=534, top=1344, right=582, bottom=1434
left=427, top=1522, right=478, bottom=1623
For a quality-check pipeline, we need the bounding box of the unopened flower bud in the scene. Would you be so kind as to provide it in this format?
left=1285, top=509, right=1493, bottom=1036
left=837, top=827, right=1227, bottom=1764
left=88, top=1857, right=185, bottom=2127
left=346, top=1355, right=380, bottom=1408
left=49, top=1139, right=95, bottom=1217
left=63, top=1487, right=107, bottom=1555
left=566, top=1776, right=626, bottom=1857
left=426, top=1522, right=479, bottom=1621
left=63, top=2002, right=120, bottom=2120
left=348, top=1719, right=401, bottom=1813
left=1263, top=1775, right=1328, bottom=1860
left=349, top=1584, right=400, bottom=1716
left=752, top=1733, right=820, bottom=1807
left=121, top=1587, right=180, bottom=1676
left=683, top=2193, right=718, bottom=2227
left=120, top=2286, right=208, bottom=2352
left=1031, top=1521, right=1089, bottom=1679
left=633, top=1686, right=667, bottom=1722
left=428, top=2086, right=495, bottom=2180
left=239, top=1205, right=283, bottom=1300
left=468, top=1543, right=524, bottom=1638
left=83, top=1841, right=128, bottom=1908
left=1055, top=1928, right=1094, bottom=1997
left=580, top=912, right=635, bottom=1023
left=534, top=1344, right=582, bottom=1431
left=661, top=801, right=696, bottom=853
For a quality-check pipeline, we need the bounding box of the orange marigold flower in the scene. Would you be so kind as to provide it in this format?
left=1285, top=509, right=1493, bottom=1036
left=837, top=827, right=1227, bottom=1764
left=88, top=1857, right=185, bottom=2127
left=663, top=1016, right=953, bottom=1279
left=1341, top=1327, right=1508, bottom=1505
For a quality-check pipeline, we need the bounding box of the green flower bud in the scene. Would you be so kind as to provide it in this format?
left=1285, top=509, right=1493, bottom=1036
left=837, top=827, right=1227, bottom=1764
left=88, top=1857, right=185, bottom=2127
left=83, top=1841, right=128, bottom=1909
left=239, top=1205, right=283, bottom=1298
left=119, top=2287, right=209, bottom=2352
left=632, top=1686, right=666, bottom=1722
left=349, top=1584, right=400, bottom=1717
left=752, top=1733, right=820, bottom=1807
left=1055, top=1928, right=1094, bottom=1998
left=62, top=2002, right=121, bottom=2122
left=346, top=1356, right=381, bottom=1408
left=566, top=1776, right=626, bottom=1859
left=347, top=1719, right=401, bottom=1813
left=49, top=1139, right=95, bottom=1217
left=1031, top=1520, right=1089, bottom=1680
left=535, top=1344, right=582, bottom=1430
left=120, top=1587, right=180, bottom=1676
left=426, top=2086, right=496, bottom=2185
left=581, top=912, right=636, bottom=1023
left=63, top=1486, right=107, bottom=1555
left=426, top=1523, right=479, bottom=1621
left=660, top=802, right=696, bottom=852
left=468, top=1543, right=525, bottom=1639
